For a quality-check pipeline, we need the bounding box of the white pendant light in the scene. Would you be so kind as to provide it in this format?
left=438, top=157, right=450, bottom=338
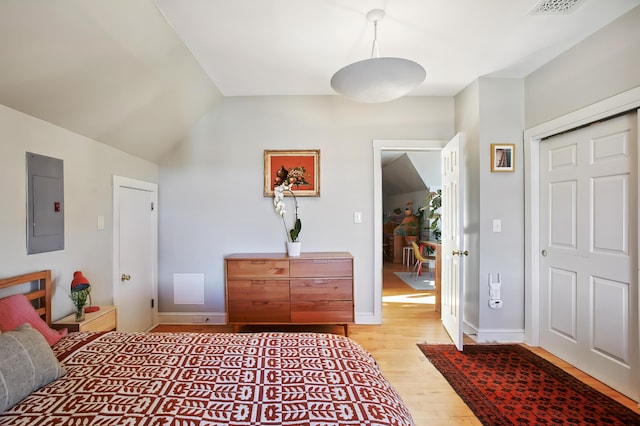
left=331, top=9, right=426, bottom=103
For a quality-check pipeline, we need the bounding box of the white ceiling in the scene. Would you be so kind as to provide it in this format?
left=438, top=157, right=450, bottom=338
left=154, top=0, right=640, bottom=97
left=0, top=1, right=638, bottom=163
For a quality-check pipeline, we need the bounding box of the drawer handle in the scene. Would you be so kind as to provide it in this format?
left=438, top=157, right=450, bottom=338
left=250, top=260, right=266, bottom=264
left=250, top=280, right=266, bottom=285
left=312, top=260, right=329, bottom=264
left=314, top=280, right=330, bottom=285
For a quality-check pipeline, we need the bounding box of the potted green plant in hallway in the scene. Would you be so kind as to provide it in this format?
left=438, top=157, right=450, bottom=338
left=427, top=189, right=442, bottom=242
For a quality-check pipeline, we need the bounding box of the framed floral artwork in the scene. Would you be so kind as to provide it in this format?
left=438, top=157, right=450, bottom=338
left=264, top=149, right=320, bottom=197
left=490, top=144, right=515, bottom=172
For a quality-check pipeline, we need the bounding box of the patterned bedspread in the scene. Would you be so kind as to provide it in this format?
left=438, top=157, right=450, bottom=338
left=1, top=332, right=414, bottom=425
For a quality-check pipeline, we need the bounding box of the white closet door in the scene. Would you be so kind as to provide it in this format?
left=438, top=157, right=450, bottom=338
left=539, top=113, right=638, bottom=400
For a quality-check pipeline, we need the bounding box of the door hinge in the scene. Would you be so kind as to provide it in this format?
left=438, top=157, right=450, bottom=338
left=151, top=202, right=155, bottom=211
left=151, top=299, right=154, bottom=308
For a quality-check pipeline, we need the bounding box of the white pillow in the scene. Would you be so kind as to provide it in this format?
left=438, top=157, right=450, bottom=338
left=0, top=323, right=66, bottom=413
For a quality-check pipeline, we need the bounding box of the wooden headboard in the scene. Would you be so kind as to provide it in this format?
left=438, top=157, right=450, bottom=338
left=0, top=270, right=52, bottom=325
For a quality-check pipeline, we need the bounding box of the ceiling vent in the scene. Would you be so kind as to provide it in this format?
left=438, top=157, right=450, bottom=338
left=528, top=0, right=587, bottom=15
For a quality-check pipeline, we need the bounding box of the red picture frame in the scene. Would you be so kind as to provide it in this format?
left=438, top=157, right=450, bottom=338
left=264, top=149, right=320, bottom=197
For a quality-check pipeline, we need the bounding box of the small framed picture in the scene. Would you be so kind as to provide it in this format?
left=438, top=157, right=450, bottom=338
left=264, top=149, right=320, bottom=197
left=490, top=144, right=515, bottom=172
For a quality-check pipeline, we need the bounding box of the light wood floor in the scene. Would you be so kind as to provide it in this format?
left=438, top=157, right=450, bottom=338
left=152, top=261, right=640, bottom=424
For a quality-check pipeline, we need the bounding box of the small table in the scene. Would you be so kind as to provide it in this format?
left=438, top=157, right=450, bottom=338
left=419, top=241, right=441, bottom=314
left=52, top=305, right=117, bottom=332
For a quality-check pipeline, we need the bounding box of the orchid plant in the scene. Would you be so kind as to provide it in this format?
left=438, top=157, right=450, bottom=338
left=273, top=183, right=302, bottom=242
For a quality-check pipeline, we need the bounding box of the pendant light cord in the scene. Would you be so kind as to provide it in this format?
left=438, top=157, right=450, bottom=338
left=370, top=19, right=380, bottom=59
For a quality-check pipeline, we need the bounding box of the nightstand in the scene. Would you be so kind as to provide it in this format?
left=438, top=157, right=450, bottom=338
left=52, top=305, right=117, bottom=332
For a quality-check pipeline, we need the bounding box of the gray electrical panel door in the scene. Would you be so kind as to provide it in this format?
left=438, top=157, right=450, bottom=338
left=27, top=152, right=64, bottom=254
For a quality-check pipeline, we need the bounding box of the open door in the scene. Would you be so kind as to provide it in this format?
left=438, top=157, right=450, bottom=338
left=441, top=133, right=466, bottom=350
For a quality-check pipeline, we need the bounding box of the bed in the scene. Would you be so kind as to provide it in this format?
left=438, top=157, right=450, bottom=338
left=0, top=270, right=415, bottom=425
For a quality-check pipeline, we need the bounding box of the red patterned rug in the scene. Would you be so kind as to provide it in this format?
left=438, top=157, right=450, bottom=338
left=418, top=344, right=640, bottom=425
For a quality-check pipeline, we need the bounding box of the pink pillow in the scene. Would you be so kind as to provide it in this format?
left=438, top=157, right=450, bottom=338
left=0, top=294, right=64, bottom=346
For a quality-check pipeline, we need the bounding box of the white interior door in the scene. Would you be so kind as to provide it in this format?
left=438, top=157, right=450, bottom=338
left=113, top=177, right=157, bottom=332
left=539, top=113, right=638, bottom=400
left=441, top=133, right=465, bottom=351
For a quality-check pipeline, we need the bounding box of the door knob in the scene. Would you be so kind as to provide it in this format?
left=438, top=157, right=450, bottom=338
left=452, top=250, right=469, bottom=256
left=121, top=274, right=131, bottom=281
left=541, top=250, right=547, bottom=257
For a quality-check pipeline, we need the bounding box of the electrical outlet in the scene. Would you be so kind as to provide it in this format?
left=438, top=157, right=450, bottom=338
left=489, top=300, right=503, bottom=309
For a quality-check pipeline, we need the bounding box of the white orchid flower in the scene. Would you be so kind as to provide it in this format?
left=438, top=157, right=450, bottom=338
left=273, top=182, right=301, bottom=243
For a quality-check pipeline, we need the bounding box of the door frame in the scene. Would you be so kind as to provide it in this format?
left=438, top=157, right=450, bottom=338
left=112, top=175, right=158, bottom=324
left=524, top=86, right=640, bottom=346
left=371, top=139, right=446, bottom=324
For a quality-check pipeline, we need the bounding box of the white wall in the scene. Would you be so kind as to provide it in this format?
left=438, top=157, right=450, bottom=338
left=157, top=95, right=455, bottom=320
left=0, top=105, right=159, bottom=321
left=525, top=5, right=640, bottom=128
left=478, top=78, right=525, bottom=335
left=454, top=77, right=525, bottom=342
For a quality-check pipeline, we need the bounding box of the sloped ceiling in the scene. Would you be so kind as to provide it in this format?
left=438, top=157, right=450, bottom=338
left=0, top=1, right=222, bottom=163
left=0, top=1, right=638, bottom=163
left=382, top=153, right=429, bottom=195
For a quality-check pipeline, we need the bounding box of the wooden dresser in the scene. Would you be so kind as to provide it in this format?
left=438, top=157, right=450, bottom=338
left=225, top=252, right=354, bottom=335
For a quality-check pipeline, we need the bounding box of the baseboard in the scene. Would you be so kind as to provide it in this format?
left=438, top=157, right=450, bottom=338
left=156, top=312, right=226, bottom=325
left=463, top=322, right=524, bottom=343
left=463, top=321, right=478, bottom=338
left=475, top=329, right=525, bottom=343
left=355, top=312, right=381, bottom=325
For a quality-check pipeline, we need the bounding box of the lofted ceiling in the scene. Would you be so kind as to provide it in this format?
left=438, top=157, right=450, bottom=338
left=381, top=152, right=439, bottom=195
left=0, top=1, right=639, bottom=163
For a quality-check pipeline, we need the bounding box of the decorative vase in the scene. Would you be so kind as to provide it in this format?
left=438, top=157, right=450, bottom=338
left=287, top=241, right=301, bottom=257
left=75, top=307, right=85, bottom=322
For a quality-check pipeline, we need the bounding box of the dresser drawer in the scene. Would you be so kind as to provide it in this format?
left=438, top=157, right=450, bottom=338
left=227, top=259, right=289, bottom=279
left=289, top=259, right=352, bottom=278
left=228, top=301, right=290, bottom=322
left=291, top=301, right=353, bottom=323
left=85, top=308, right=117, bottom=332
left=290, top=279, right=352, bottom=301
left=227, top=280, right=289, bottom=301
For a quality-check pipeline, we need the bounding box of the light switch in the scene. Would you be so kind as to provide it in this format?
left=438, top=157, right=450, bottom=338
left=354, top=211, right=363, bottom=224
left=492, top=219, right=501, bottom=233
left=97, top=215, right=105, bottom=230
